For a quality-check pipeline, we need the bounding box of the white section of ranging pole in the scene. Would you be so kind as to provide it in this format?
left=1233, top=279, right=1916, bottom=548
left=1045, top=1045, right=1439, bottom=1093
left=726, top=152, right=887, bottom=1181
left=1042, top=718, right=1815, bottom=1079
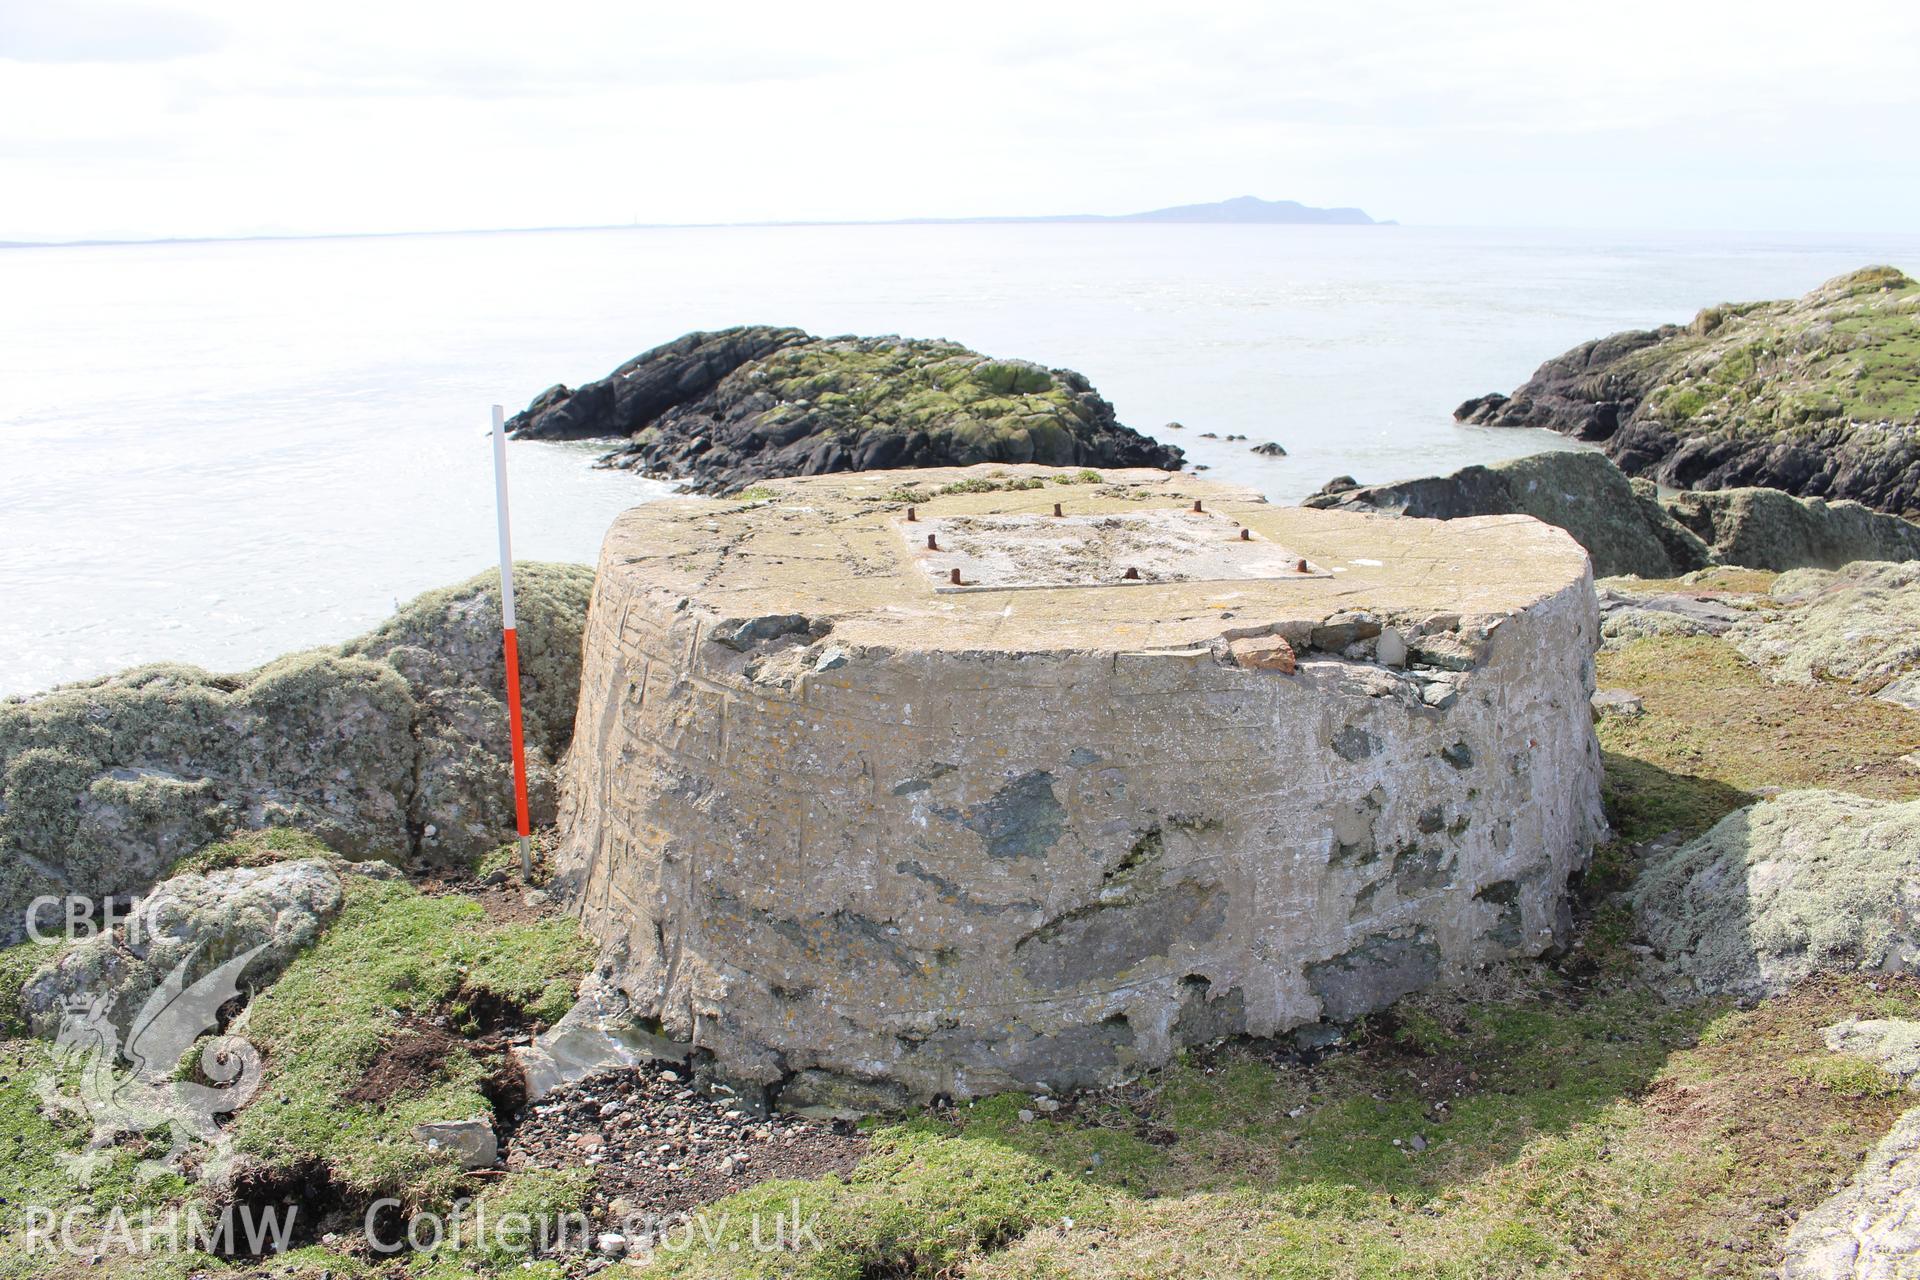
left=491, top=404, right=532, bottom=878
left=491, top=405, right=519, bottom=630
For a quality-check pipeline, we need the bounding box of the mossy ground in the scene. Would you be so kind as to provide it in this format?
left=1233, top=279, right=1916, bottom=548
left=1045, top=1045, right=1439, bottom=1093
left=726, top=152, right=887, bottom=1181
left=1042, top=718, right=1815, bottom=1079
left=0, top=938, right=64, bottom=1036
left=1595, top=634, right=1920, bottom=838
left=0, top=870, right=593, bottom=1279
left=6, top=582, right=1918, bottom=1278
left=638, top=977, right=1915, bottom=1280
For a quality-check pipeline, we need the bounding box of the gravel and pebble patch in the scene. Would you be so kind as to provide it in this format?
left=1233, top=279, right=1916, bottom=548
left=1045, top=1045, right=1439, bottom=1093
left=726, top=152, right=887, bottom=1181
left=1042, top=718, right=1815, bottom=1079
left=505, top=1062, right=867, bottom=1224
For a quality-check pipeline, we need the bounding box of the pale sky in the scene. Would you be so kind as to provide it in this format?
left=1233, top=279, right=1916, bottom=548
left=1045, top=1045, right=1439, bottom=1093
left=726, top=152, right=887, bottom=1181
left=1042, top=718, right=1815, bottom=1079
left=3, top=0, right=1916, bottom=241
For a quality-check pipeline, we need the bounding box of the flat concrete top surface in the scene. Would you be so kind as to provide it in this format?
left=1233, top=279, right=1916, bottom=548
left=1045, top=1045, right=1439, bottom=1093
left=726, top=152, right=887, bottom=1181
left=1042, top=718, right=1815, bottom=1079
left=597, top=465, right=1592, bottom=652
left=901, top=509, right=1326, bottom=592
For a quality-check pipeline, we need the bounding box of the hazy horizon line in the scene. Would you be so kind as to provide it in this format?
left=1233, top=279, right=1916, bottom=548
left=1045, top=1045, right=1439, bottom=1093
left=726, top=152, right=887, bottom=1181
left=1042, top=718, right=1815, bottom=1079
left=6, top=215, right=1917, bottom=253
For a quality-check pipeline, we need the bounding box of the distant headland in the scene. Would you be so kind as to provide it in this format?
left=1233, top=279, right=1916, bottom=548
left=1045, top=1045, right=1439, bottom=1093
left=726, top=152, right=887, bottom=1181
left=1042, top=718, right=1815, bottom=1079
left=890, top=195, right=1387, bottom=226
left=0, top=196, right=1387, bottom=249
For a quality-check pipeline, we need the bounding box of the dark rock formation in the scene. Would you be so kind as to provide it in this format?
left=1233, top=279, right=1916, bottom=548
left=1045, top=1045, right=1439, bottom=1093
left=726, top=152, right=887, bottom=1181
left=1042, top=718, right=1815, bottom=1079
left=508, top=326, right=1183, bottom=494
left=1306, top=451, right=1920, bottom=576
left=1455, top=268, right=1920, bottom=517
left=1304, top=451, right=1705, bottom=578
left=511, top=327, right=809, bottom=442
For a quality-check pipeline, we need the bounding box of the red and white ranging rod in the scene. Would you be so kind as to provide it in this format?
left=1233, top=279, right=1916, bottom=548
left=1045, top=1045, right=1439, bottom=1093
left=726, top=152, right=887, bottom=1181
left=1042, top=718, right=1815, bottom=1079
left=490, top=404, right=534, bottom=878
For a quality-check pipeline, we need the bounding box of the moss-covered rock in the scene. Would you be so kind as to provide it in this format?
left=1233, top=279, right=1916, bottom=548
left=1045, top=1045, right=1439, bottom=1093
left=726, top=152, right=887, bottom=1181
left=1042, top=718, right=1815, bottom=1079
left=1456, top=267, right=1920, bottom=516
left=1629, top=791, right=1920, bottom=1001
left=0, top=563, right=593, bottom=944
left=507, top=327, right=1183, bottom=493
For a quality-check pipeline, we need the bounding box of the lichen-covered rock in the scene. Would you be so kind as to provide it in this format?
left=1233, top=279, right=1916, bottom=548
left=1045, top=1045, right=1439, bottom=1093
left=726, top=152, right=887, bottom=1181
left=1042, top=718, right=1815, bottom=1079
left=1302, top=450, right=1708, bottom=577
left=344, top=564, right=592, bottom=847
left=0, top=564, right=593, bottom=944
left=1779, top=1105, right=1920, bottom=1279
left=1629, top=791, right=1920, bottom=1001
left=507, top=327, right=1183, bottom=493
left=20, top=857, right=380, bottom=1041
left=1456, top=267, right=1920, bottom=516
left=1664, top=487, right=1920, bottom=570
left=1596, top=587, right=1751, bottom=647
left=1727, top=561, right=1920, bottom=703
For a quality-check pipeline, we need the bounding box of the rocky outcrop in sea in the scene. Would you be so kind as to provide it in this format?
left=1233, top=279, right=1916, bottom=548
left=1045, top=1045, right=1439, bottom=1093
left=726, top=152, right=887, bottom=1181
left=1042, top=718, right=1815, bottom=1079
left=507, top=326, right=1183, bottom=493
left=1454, top=267, right=1920, bottom=517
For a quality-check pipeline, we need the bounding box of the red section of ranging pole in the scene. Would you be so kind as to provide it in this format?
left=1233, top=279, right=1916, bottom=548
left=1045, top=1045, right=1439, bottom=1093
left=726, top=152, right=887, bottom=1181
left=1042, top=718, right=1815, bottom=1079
left=501, top=625, right=531, bottom=839
left=491, top=405, right=534, bottom=876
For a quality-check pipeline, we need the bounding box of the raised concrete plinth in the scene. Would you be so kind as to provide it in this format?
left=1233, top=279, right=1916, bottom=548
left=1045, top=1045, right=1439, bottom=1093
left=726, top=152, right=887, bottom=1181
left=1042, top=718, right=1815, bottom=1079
left=554, top=465, right=1604, bottom=1106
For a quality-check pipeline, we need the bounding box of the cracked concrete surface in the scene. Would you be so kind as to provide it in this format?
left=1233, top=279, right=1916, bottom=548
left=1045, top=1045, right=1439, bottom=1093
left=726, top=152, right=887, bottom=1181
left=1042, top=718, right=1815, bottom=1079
left=552, top=465, right=1605, bottom=1104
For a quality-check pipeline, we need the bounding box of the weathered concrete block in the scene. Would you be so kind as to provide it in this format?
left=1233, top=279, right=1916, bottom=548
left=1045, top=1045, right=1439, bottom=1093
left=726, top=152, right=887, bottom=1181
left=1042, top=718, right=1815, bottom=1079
left=553, top=466, right=1604, bottom=1102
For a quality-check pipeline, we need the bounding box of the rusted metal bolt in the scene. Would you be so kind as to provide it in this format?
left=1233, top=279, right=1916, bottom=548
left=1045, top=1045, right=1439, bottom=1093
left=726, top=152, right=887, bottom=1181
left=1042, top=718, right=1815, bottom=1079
left=1239, top=528, right=1251, bottom=541
left=1192, top=499, right=1204, bottom=513
left=949, top=568, right=962, bottom=586
left=1295, top=558, right=1309, bottom=573
left=927, top=534, right=939, bottom=551
left=906, top=506, right=917, bottom=522
left=1123, top=566, right=1141, bottom=580
left=1052, top=502, right=1063, bottom=517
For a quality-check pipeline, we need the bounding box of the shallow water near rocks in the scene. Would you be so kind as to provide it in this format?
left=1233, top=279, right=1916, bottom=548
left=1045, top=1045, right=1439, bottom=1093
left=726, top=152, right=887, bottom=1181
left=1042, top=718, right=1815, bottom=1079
left=3, top=222, right=1916, bottom=696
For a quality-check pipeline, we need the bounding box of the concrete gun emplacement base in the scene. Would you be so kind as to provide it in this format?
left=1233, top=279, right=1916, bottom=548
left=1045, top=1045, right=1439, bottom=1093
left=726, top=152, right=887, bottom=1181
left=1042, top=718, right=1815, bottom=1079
left=551, top=465, right=1604, bottom=1111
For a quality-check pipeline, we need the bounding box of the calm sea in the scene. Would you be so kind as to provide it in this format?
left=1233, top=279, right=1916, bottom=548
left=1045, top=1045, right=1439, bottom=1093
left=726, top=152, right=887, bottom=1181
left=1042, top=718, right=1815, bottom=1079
left=3, top=223, right=1916, bottom=697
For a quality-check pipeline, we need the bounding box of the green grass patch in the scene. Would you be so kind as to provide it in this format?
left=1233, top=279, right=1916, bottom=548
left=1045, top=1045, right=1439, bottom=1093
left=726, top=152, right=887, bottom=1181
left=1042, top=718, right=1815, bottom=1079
left=0, top=1039, right=191, bottom=1277
left=751, top=341, right=1095, bottom=466
left=1600, top=751, right=1753, bottom=845
left=1597, top=635, right=1920, bottom=818
left=1623, top=268, right=1920, bottom=437
left=650, top=1127, right=1113, bottom=1279
left=635, top=976, right=1917, bottom=1279
left=1788, top=1054, right=1902, bottom=1098
left=232, top=876, right=590, bottom=1208
left=0, top=939, right=65, bottom=1037
left=167, top=827, right=335, bottom=876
